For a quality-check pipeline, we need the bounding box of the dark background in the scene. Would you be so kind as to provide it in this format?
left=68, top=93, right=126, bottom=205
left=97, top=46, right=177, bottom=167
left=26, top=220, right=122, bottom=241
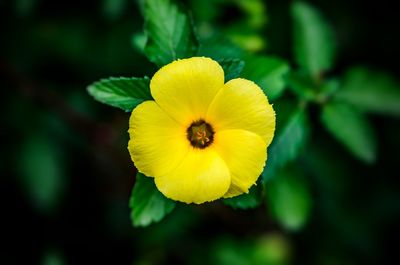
left=1, top=0, right=399, bottom=264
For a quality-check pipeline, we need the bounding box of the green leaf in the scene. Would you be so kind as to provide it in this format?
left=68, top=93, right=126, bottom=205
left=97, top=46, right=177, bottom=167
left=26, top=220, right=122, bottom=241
left=241, top=55, right=290, bottom=100
left=291, top=1, right=336, bottom=79
left=262, top=106, right=310, bottom=182
left=143, top=0, right=198, bottom=66
left=335, top=67, right=400, bottom=116
left=129, top=172, right=176, bottom=227
left=218, top=58, right=245, bottom=81
left=87, top=77, right=152, bottom=112
left=223, top=185, right=262, bottom=209
left=321, top=102, right=377, bottom=163
left=266, top=167, right=312, bottom=231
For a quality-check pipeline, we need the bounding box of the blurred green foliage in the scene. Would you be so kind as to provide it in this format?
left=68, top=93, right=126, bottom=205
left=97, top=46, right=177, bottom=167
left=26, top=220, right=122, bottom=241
left=336, top=67, right=400, bottom=116
left=19, top=133, right=66, bottom=214
left=241, top=55, right=289, bottom=100
left=2, top=0, right=400, bottom=264
left=130, top=172, right=176, bottom=226
left=266, top=167, right=311, bottom=231
left=291, top=1, right=336, bottom=80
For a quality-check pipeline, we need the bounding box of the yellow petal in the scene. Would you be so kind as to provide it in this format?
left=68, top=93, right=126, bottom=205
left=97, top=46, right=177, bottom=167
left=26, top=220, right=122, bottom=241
left=207, top=78, right=276, bottom=146
left=150, top=57, right=225, bottom=125
left=155, top=149, right=231, bottom=204
left=128, top=101, right=190, bottom=177
left=223, top=184, right=248, bottom=198
left=212, top=129, right=267, bottom=198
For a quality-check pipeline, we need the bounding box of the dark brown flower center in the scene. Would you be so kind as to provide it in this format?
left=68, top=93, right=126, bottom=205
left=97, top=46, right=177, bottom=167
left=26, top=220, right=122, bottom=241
left=186, top=120, right=214, bottom=149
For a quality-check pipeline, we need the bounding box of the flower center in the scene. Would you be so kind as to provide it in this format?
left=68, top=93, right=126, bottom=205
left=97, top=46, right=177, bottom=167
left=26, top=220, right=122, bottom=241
left=187, top=120, right=214, bottom=149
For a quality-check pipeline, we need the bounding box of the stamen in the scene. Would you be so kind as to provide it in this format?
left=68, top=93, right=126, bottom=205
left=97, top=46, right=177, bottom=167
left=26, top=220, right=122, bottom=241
left=186, top=120, right=214, bottom=149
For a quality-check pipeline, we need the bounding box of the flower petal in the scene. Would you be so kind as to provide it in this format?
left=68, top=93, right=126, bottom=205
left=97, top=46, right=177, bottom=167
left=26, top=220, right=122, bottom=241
left=151, top=57, right=225, bottom=125
left=155, top=149, right=231, bottom=204
left=128, top=101, right=190, bottom=177
left=212, top=129, right=267, bottom=198
left=223, top=184, right=247, bottom=198
left=207, top=78, right=276, bottom=145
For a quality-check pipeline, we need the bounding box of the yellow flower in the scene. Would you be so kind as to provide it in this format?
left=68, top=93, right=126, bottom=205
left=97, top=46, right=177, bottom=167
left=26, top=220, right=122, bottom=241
left=128, top=57, right=275, bottom=204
